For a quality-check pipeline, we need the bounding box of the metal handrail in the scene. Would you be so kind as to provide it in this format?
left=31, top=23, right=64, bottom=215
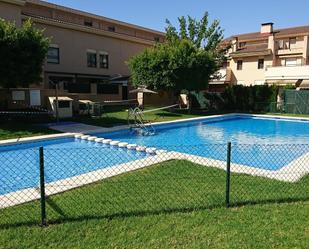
left=128, top=107, right=155, bottom=135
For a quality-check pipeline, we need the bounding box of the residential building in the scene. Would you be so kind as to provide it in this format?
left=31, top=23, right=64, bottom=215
left=210, top=23, right=309, bottom=91
left=0, top=0, right=165, bottom=112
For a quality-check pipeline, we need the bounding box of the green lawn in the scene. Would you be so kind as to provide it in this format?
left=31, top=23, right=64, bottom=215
left=72, top=105, right=209, bottom=127
left=1, top=160, right=308, bottom=249
left=0, top=123, right=58, bottom=140
left=266, top=112, right=309, bottom=118
left=73, top=106, right=309, bottom=128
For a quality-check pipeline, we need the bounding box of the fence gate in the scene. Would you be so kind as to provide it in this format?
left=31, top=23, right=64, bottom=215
left=284, top=90, right=309, bottom=115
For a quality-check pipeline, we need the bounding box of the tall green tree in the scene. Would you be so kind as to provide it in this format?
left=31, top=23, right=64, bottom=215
left=166, top=12, right=224, bottom=51
left=128, top=12, right=225, bottom=93
left=0, top=19, right=50, bottom=88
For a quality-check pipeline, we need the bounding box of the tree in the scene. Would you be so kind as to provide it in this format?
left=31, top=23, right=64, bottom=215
left=0, top=19, right=50, bottom=88
left=128, top=12, right=225, bottom=94
left=165, top=12, right=224, bottom=51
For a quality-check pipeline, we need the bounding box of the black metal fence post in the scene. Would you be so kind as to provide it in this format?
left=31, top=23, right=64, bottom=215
left=39, top=146, right=47, bottom=226
left=226, top=142, right=232, bottom=208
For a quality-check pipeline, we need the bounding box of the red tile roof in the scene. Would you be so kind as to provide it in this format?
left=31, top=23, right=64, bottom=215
left=226, top=25, right=309, bottom=41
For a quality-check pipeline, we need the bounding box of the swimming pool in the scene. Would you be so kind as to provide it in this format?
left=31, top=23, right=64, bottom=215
left=0, top=138, right=147, bottom=195
left=95, top=115, right=309, bottom=170
left=1, top=114, right=309, bottom=196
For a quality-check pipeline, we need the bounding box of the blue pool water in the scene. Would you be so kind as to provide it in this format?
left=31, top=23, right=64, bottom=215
left=95, top=116, right=309, bottom=171
left=1, top=115, right=309, bottom=195
left=0, top=138, right=147, bottom=195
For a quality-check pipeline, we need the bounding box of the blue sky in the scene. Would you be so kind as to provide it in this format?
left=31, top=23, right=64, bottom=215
left=47, top=0, right=309, bottom=37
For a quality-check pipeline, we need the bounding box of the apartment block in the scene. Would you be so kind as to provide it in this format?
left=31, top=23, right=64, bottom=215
left=0, top=0, right=164, bottom=112
left=210, top=23, right=309, bottom=90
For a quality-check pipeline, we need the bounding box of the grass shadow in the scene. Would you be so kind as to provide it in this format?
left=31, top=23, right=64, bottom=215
left=154, top=112, right=182, bottom=117
left=230, top=196, right=309, bottom=208
left=1, top=196, right=308, bottom=229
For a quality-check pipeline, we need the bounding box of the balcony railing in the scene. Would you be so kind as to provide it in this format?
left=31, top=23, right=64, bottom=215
left=210, top=68, right=232, bottom=83
left=276, top=47, right=303, bottom=55
left=265, top=65, right=309, bottom=80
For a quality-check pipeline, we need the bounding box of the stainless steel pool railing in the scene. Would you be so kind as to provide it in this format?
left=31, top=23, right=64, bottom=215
left=128, top=107, right=156, bottom=136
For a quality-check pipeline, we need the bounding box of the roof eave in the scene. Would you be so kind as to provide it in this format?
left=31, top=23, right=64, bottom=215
left=22, top=14, right=156, bottom=46
left=1, top=0, right=25, bottom=6
left=26, top=0, right=165, bottom=36
left=230, top=49, right=272, bottom=58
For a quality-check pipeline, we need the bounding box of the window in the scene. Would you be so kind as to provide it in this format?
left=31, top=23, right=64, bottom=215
left=68, top=83, right=91, bottom=93
left=258, top=59, right=264, bottom=69
left=12, top=91, right=25, bottom=101
left=47, top=47, right=60, bottom=64
left=237, top=60, right=243, bottom=70
left=84, top=20, right=93, bottom=27
left=58, top=101, right=70, bottom=108
left=278, top=40, right=284, bottom=49
left=49, top=76, right=73, bottom=90
left=87, top=52, right=97, bottom=68
left=285, top=58, right=297, bottom=67
left=97, top=84, right=119, bottom=94
left=154, top=36, right=160, bottom=42
left=239, top=42, right=246, bottom=48
left=108, top=26, right=115, bottom=32
left=99, top=53, right=109, bottom=69
left=289, top=37, right=296, bottom=49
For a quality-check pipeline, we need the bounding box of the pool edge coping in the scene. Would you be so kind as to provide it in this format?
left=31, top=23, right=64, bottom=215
left=93, top=113, right=309, bottom=136
left=1, top=113, right=308, bottom=146
left=1, top=149, right=307, bottom=209
left=0, top=133, right=76, bottom=147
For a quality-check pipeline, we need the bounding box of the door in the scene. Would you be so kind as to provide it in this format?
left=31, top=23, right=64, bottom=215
left=30, top=90, right=41, bottom=106
left=122, top=86, right=128, bottom=100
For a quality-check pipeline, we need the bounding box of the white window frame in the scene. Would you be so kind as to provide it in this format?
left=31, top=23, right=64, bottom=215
left=99, top=51, right=109, bottom=69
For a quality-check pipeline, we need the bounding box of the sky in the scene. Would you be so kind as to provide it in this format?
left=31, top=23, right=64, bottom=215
left=46, top=0, right=309, bottom=38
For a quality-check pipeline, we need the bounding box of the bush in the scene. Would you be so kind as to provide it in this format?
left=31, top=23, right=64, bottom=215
left=221, top=85, right=279, bottom=112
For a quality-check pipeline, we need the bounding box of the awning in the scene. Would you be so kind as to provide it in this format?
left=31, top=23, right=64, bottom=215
left=78, top=100, right=94, bottom=104
left=297, top=80, right=309, bottom=89
left=129, top=86, right=157, bottom=94
left=48, top=96, right=73, bottom=102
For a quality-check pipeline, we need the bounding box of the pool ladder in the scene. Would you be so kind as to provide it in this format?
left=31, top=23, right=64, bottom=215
left=128, top=107, right=156, bottom=136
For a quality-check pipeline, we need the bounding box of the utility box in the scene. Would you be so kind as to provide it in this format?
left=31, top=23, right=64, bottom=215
left=48, top=96, right=73, bottom=118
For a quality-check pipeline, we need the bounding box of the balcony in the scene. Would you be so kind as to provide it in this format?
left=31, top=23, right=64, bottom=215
left=209, top=68, right=232, bottom=84
left=276, top=47, right=303, bottom=55
left=265, top=65, right=309, bottom=81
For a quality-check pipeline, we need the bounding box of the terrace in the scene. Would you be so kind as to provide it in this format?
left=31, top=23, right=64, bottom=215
left=265, top=64, right=309, bottom=81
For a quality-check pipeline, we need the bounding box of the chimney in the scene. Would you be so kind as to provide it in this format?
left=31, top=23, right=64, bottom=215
left=261, top=22, right=274, bottom=34
left=232, top=36, right=238, bottom=52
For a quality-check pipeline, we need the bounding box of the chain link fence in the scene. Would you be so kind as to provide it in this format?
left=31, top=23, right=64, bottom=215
left=284, top=89, right=309, bottom=115
left=0, top=143, right=308, bottom=228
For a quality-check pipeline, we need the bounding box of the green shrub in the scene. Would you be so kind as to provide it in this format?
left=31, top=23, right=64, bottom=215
left=221, top=85, right=279, bottom=112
